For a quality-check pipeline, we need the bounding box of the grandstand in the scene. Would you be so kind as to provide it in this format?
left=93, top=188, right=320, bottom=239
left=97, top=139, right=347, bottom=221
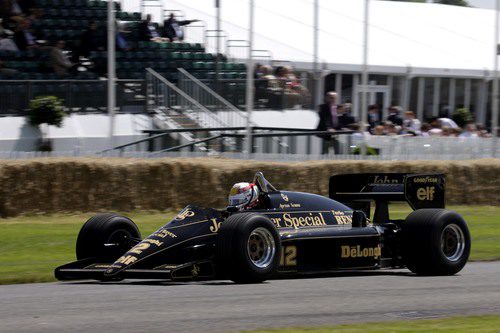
left=0, top=0, right=498, bottom=157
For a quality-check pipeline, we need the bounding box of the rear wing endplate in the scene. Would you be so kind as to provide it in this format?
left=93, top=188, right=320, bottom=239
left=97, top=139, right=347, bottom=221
left=329, top=173, right=445, bottom=211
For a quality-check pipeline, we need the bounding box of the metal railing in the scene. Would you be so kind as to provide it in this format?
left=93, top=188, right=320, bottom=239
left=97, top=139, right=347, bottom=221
left=177, top=68, right=251, bottom=127
left=0, top=79, right=145, bottom=114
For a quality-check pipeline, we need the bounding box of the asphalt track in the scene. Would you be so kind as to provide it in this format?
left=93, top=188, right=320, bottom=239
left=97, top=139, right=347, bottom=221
left=0, top=261, right=499, bottom=333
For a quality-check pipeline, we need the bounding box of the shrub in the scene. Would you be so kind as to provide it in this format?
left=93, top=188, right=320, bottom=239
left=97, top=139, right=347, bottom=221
left=452, top=108, right=473, bottom=128
left=27, top=96, right=66, bottom=128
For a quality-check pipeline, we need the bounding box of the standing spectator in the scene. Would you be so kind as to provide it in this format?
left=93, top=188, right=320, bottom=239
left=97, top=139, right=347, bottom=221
left=420, top=123, right=431, bottom=137
left=13, top=18, right=37, bottom=50
left=338, top=104, right=355, bottom=129
left=49, top=40, right=73, bottom=75
left=403, top=111, right=421, bottom=134
left=139, top=14, right=160, bottom=41
left=162, top=13, right=199, bottom=42
left=459, top=124, right=478, bottom=138
left=316, top=91, right=341, bottom=154
left=476, top=124, right=491, bottom=138
left=78, top=20, right=104, bottom=58
left=387, top=106, right=403, bottom=126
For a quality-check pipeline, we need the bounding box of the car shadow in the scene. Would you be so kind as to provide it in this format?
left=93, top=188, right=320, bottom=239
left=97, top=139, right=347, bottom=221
left=61, top=269, right=416, bottom=286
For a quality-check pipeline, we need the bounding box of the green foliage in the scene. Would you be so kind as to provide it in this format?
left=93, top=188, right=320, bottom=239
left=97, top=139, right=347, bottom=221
left=27, top=96, right=66, bottom=128
left=352, top=146, right=379, bottom=156
left=452, top=108, right=474, bottom=128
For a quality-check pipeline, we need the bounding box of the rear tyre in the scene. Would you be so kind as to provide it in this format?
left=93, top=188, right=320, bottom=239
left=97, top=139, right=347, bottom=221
left=402, top=209, right=470, bottom=275
left=216, top=213, right=281, bottom=283
left=76, top=213, right=141, bottom=261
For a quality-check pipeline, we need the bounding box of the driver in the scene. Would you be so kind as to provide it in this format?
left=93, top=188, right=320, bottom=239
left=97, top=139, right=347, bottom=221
left=228, top=182, right=260, bottom=211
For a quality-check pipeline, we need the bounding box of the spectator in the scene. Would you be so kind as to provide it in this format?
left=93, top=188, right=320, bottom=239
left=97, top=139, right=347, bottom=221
left=275, top=66, right=301, bottom=108
left=316, top=91, right=342, bottom=154
left=387, top=106, right=403, bottom=126
left=78, top=20, right=104, bottom=58
left=13, top=18, right=37, bottom=50
left=403, top=111, right=421, bottom=134
left=0, top=59, right=18, bottom=77
left=441, top=126, right=454, bottom=137
left=116, top=22, right=131, bottom=51
left=1, top=0, right=23, bottom=20
left=139, top=14, right=160, bottom=41
left=368, top=104, right=380, bottom=130
left=428, top=118, right=443, bottom=136
left=420, top=123, right=431, bottom=137
left=459, top=123, right=478, bottom=138
left=49, top=40, right=73, bottom=75
left=255, top=64, right=282, bottom=109
left=162, top=13, right=199, bottom=42
left=338, top=104, right=356, bottom=129
left=373, top=125, right=385, bottom=136
left=0, top=20, right=18, bottom=51
left=476, top=124, right=491, bottom=138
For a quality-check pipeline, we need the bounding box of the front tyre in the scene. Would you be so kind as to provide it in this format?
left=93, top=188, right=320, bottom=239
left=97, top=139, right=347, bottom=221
left=216, top=213, right=281, bottom=283
left=76, top=213, right=141, bottom=261
left=402, top=209, right=470, bottom=275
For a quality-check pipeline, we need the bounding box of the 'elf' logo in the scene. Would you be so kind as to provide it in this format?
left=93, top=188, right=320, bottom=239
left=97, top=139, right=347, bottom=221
left=417, top=186, right=435, bottom=201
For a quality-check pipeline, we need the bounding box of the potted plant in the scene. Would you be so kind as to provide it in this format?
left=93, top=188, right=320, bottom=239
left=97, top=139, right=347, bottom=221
left=26, top=96, right=66, bottom=152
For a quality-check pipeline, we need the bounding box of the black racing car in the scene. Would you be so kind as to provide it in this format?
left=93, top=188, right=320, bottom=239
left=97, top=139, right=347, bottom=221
left=55, top=172, right=471, bottom=283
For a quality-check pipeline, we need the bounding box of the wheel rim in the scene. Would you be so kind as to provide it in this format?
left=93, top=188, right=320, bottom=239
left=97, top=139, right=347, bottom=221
left=106, top=229, right=132, bottom=248
left=247, top=227, right=276, bottom=269
left=441, top=224, right=465, bottom=262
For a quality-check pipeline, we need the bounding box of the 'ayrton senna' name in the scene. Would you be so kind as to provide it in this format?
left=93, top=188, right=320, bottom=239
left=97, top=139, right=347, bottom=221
left=341, top=245, right=381, bottom=259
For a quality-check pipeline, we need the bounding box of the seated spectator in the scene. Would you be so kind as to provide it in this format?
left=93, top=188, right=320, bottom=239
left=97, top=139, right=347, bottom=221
left=13, top=18, right=38, bottom=50
left=255, top=64, right=282, bottom=109
left=459, top=123, right=478, bottom=138
left=116, top=22, right=131, bottom=51
left=139, top=14, right=160, bottom=41
left=275, top=66, right=302, bottom=109
left=78, top=21, right=104, bottom=58
left=403, top=111, right=421, bottom=134
left=162, top=13, right=199, bottom=42
left=0, top=59, right=18, bottom=77
left=49, top=40, right=73, bottom=75
left=387, top=106, right=403, bottom=126
left=0, top=20, right=18, bottom=51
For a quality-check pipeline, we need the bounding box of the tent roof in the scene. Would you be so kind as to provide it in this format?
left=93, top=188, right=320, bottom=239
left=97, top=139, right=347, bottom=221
left=163, top=0, right=497, bottom=75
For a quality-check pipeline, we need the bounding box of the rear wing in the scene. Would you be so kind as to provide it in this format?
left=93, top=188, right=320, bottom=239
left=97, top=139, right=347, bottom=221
left=329, top=173, right=445, bottom=222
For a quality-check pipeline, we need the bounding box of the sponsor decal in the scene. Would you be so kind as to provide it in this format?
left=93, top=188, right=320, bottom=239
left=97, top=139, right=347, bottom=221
left=413, top=176, right=439, bottom=183
left=280, top=245, right=297, bottom=266
left=341, top=245, right=381, bottom=259
left=176, top=208, right=195, bottom=220
left=416, top=186, right=435, bottom=201
left=371, top=175, right=400, bottom=184
left=283, top=212, right=326, bottom=229
left=154, top=229, right=177, bottom=239
left=191, top=264, right=200, bottom=277
left=209, top=218, right=221, bottom=233
left=114, top=255, right=138, bottom=265
left=129, top=242, right=151, bottom=255
left=281, top=193, right=289, bottom=202
left=143, top=239, right=164, bottom=247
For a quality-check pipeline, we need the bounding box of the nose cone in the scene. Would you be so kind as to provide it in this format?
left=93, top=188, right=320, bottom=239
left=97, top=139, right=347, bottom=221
left=104, top=206, right=222, bottom=276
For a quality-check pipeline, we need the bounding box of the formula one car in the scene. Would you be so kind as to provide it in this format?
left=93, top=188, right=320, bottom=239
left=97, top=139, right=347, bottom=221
left=55, top=172, right=471, bottom=283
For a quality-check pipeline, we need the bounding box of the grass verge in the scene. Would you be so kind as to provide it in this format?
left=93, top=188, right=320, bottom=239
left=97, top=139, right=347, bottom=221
left=0, top=205, right=498, bottom=285
left=242, top=314, right=500, bottom=333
